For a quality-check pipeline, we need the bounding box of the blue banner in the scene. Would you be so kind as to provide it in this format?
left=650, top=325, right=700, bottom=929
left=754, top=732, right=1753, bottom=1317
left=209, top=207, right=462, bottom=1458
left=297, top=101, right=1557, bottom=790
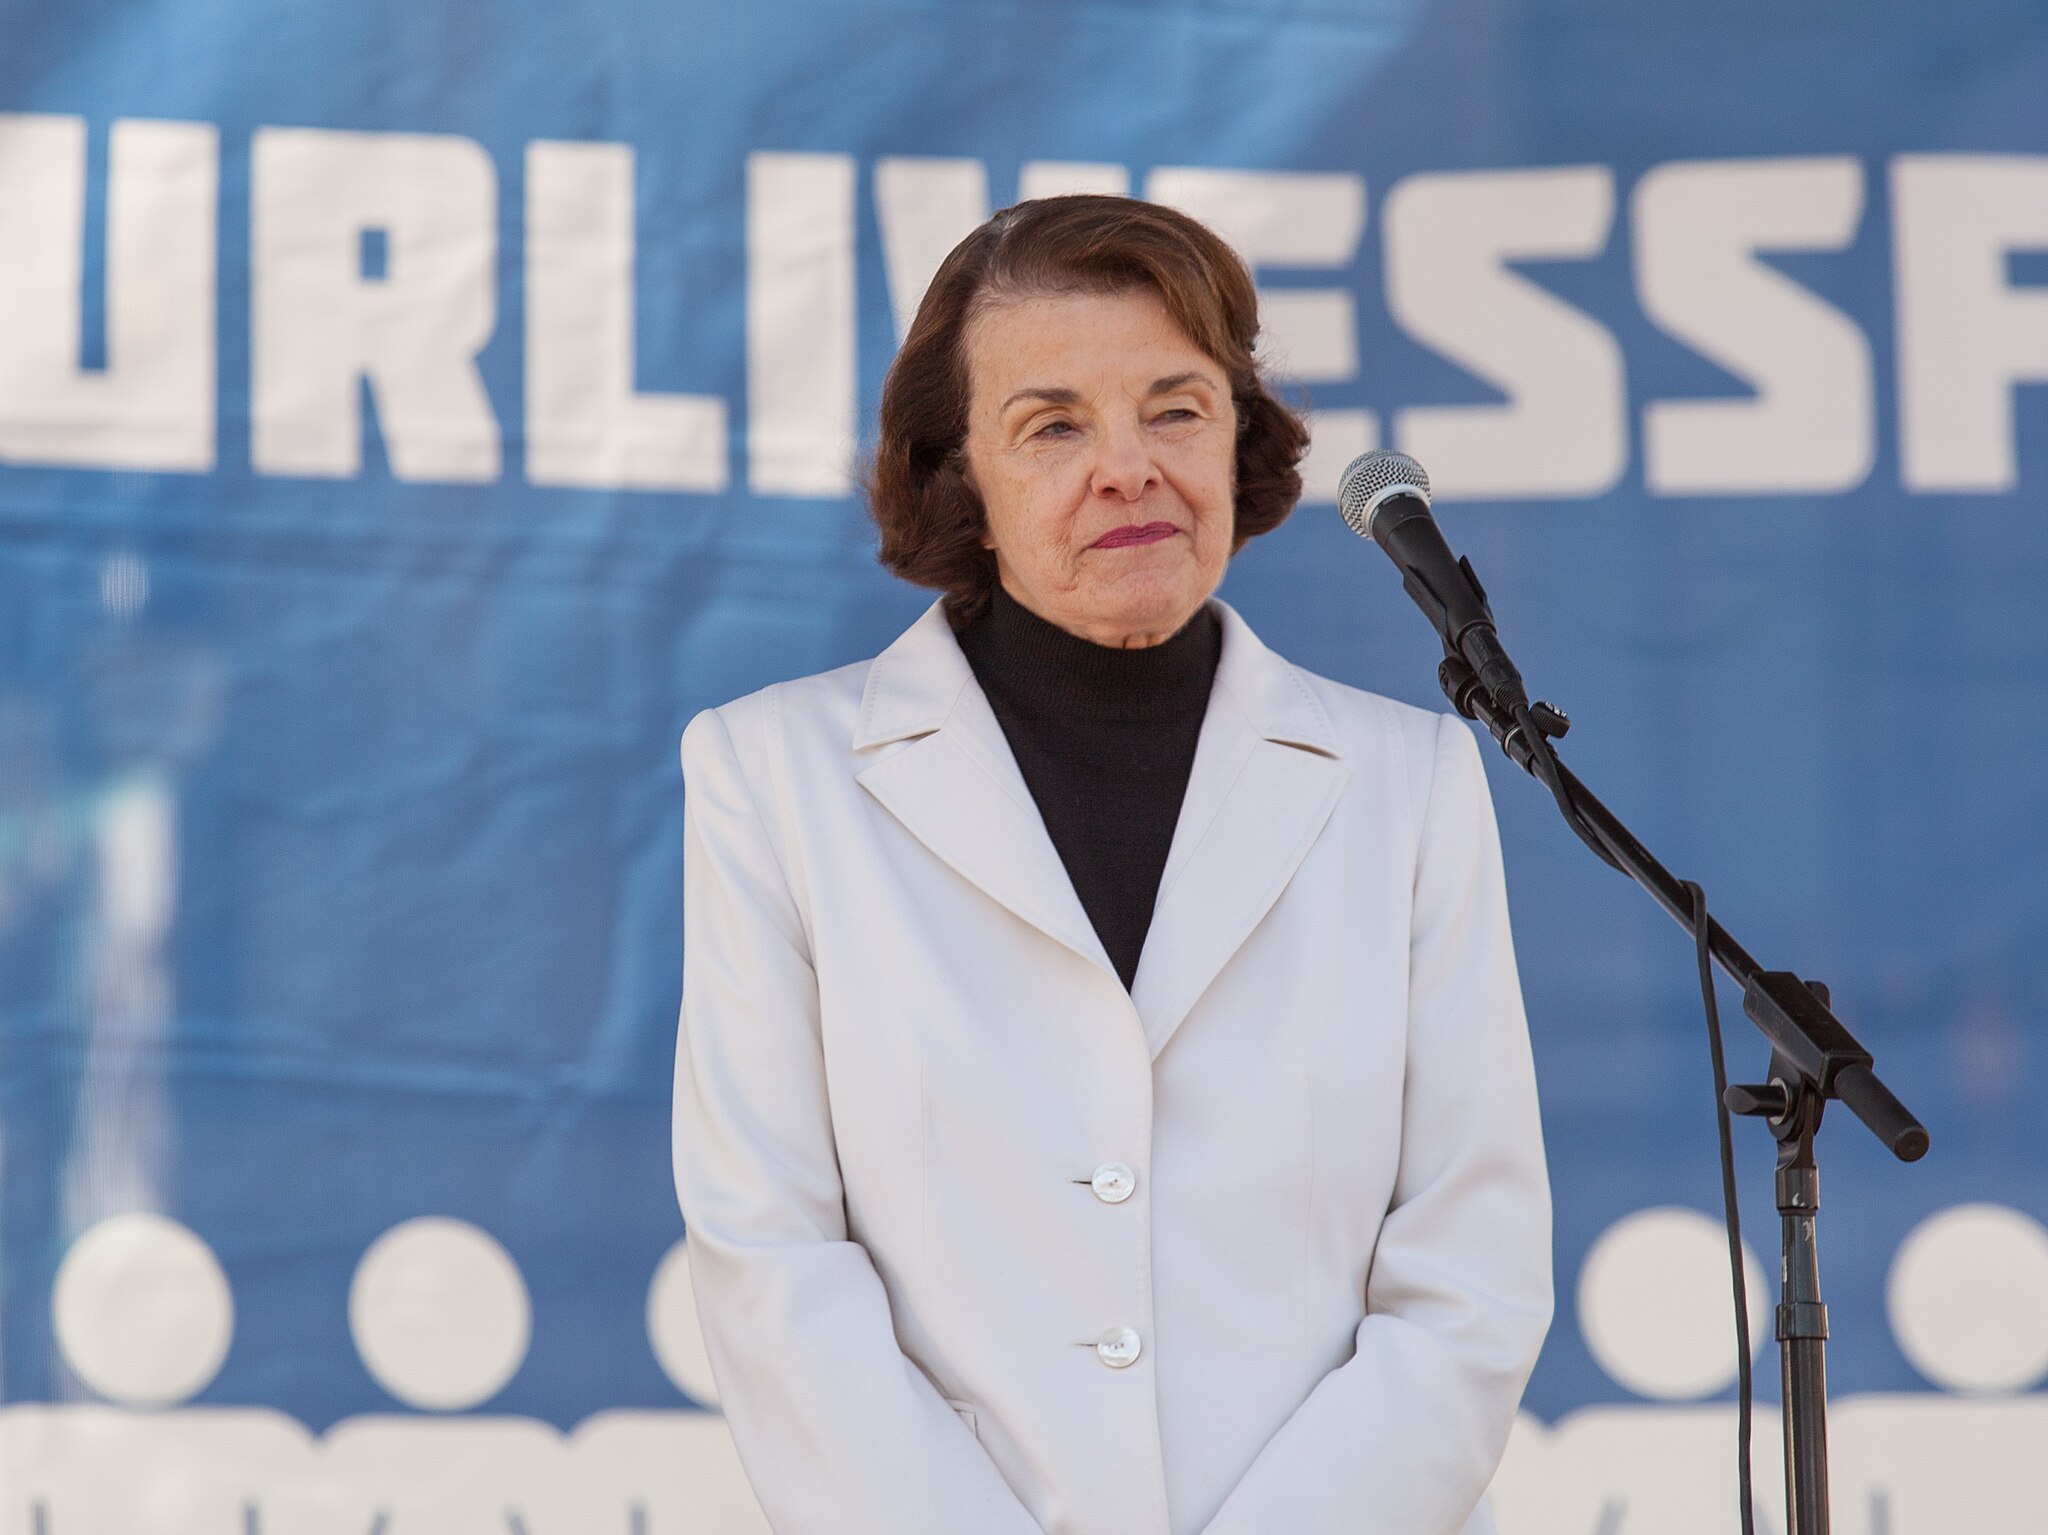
left=2, top=0, right=2045, bottom=1527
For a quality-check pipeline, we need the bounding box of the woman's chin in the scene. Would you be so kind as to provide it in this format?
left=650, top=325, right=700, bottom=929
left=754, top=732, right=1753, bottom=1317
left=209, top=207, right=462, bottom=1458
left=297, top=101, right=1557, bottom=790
left=1072, top=581, right=1208, bottom=645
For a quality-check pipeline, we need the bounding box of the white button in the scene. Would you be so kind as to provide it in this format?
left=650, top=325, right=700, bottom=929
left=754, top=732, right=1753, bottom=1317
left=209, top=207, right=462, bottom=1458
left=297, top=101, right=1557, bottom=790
left=1090, top=1163, right=1136, bottom=1204
left=1096, top=1326, right=1142, bottom=1368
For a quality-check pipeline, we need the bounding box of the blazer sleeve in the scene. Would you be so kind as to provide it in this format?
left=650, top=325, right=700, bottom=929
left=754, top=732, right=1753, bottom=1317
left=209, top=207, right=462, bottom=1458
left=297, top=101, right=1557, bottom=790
left=1201, top=714, right=1555, bottom=1535
left=671, top=703, right=1045, bottom=1535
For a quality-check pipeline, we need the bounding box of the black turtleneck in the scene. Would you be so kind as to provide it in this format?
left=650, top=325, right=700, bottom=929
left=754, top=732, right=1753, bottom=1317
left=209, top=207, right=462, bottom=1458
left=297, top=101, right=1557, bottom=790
left=956, top=584, right=1222, bottom=990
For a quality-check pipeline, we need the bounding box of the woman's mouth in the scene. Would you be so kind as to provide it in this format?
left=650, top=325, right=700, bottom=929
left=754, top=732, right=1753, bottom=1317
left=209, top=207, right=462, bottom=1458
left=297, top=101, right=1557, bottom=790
left=1091, top=521, right=1179, bottom=549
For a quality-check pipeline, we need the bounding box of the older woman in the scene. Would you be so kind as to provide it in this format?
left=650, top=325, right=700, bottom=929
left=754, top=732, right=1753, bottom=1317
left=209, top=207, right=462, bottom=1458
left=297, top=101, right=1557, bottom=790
left=672, top=195, right=1551, bottom=1535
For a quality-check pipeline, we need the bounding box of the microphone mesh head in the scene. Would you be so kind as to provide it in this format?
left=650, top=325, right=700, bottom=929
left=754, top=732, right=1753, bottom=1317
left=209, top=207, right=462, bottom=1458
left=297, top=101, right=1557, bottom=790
left=1337, top=450, right=1432, bottom=539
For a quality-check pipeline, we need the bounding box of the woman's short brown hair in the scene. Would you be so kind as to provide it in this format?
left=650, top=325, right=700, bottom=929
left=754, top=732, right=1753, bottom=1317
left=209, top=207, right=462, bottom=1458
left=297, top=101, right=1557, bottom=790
left=866, top=194, right=1310, bottom=623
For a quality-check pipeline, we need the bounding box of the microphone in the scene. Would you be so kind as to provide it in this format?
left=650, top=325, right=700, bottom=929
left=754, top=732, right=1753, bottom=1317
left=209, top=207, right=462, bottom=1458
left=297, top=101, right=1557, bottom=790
left=1336, top=450, right=1531, bottom=715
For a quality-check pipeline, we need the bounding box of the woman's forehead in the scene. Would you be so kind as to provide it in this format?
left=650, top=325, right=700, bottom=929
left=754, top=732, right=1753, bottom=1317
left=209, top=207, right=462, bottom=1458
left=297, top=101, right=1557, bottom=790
left=965, top=288, right=1224, bottom=403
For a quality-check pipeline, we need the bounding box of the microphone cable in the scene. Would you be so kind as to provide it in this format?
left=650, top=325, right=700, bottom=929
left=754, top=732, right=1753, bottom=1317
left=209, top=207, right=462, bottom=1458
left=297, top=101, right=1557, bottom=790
left=1685, top=878, right=1756, bottom=1535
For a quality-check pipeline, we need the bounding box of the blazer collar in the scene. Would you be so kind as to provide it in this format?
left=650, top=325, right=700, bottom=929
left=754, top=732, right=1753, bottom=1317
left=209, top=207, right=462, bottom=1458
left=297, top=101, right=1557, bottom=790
left=852, top=596, right=1340, bottom=758
left=852, top=595, right=1347, bottom=1058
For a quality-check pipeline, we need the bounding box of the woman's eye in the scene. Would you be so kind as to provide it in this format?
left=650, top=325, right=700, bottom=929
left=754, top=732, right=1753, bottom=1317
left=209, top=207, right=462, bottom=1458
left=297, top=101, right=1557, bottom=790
left=1156, top=408, right=1197, bottom=423
left=1035, top=420, right=1076, bottom=439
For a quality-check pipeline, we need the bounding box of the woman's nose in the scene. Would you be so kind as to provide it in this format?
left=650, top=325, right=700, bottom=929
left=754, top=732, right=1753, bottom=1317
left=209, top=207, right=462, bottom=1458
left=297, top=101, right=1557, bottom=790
left=1088, top=419, right=1161, bottom=502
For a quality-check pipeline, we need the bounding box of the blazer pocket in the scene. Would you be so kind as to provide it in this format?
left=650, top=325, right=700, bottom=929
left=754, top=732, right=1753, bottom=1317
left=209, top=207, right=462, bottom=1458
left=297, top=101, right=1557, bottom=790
left=944, top=1398, right=979, bottom=1440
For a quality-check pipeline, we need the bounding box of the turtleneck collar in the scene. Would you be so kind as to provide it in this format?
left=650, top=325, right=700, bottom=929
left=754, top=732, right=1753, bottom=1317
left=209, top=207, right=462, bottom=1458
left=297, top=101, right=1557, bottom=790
left=956, top=583, right=1223, bottom=724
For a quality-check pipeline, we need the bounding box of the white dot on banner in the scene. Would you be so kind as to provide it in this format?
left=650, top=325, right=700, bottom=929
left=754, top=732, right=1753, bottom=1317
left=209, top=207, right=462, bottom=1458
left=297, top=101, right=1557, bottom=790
left=1578, top=1206, right=1771, bottom=1401
left=349, top=1217, right=531, bottom=1412
left=52, top=1212, right=233, bottom=1407
left=1889, top=1203, right=2048, bottom=1395
left=647, top=1235, right=721, bottom=1407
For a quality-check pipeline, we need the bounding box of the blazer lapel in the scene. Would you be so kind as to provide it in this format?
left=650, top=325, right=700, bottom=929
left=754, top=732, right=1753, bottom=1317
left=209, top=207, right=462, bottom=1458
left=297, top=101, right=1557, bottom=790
left=1130, top=601, right=1348, bottom=1058
left=851, top=596, right=1347, bottom=1035
left=853, top=602, right=1115, bottom=979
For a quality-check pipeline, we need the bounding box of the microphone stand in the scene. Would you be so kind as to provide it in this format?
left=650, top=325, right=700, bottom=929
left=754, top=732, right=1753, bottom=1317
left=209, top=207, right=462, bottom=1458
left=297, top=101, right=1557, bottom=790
left=1436, top=653, right=1928, bottom=1535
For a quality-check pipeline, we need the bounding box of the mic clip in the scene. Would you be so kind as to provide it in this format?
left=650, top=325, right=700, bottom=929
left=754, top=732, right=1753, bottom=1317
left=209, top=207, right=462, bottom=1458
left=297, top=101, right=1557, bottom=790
left=1438, top=651, right=1570, bottom=753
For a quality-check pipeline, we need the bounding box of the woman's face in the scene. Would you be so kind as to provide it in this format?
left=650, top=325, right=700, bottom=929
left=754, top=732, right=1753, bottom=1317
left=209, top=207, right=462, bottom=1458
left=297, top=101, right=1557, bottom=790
left=961, top=287, right=1237, bottom=648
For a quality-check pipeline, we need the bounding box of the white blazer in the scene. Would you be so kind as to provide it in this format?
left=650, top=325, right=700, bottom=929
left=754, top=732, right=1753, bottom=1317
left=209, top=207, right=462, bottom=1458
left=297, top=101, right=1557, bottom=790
left=672, top=595, right=1552, bottom=1535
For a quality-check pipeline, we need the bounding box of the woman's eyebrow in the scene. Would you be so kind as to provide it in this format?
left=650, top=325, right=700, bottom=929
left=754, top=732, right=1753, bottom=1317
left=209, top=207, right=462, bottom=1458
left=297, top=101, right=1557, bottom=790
left=999, top=373, right=1217, bottom=413
left=1000, top=386, right=1082, bottom=413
